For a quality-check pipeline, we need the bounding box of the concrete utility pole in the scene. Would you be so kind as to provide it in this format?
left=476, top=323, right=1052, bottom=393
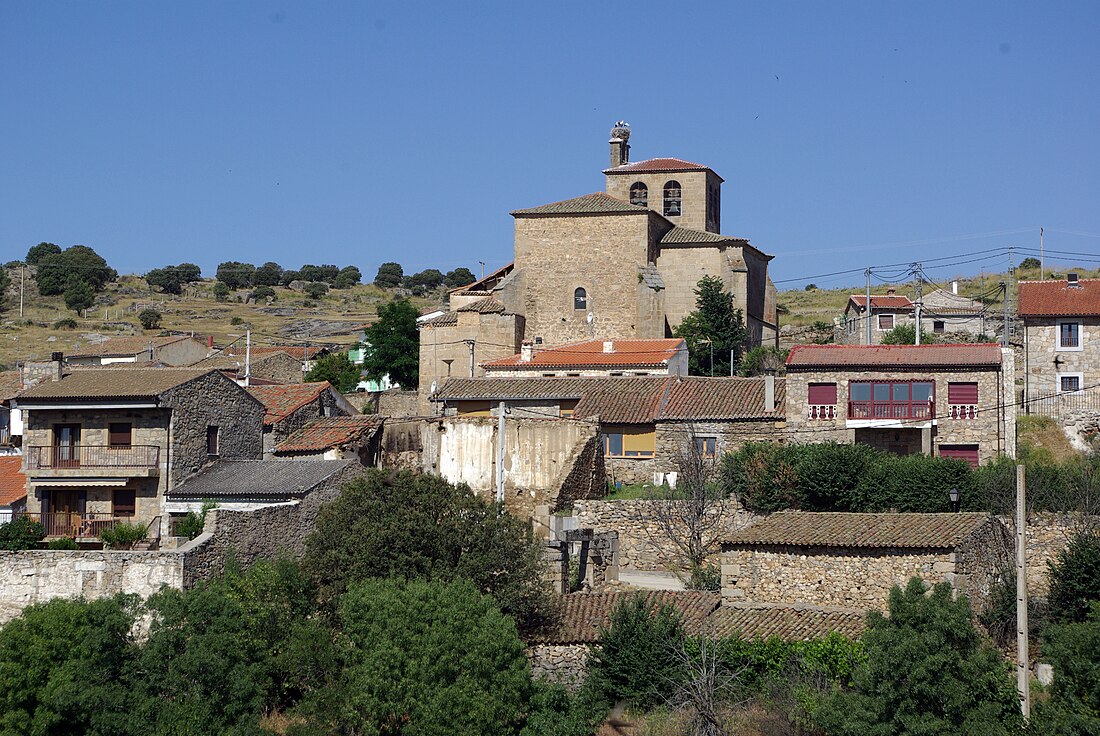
left=865, top=268, right=873, bottom=345
left=913, top=263, right=923, bottom=346
left=496, top=402, right=507, bottom=506
left=244, top=328, right=252, bottom=386
left=464, top=339, right=475, bottom=378
left=1039, top=227, right=1044, bottom=281
left=1016, top=463, right=1031, bottom=720
left=19, top=264, right=24, bottom=318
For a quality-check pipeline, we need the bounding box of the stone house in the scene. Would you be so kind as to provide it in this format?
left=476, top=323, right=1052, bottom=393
left=65, top=336, right=211, bottom=367
left=784, top=343, right=1016, bottom=466
left=13, top=368, right=265, bottom=540
left=481, top=338, right=688, bottom=379
left=1018, top=275, right=1100, bottom=416
left=720, top=511, right=1012, bottom=612
left=418, top=123, right=780, bottom=410
left=221, top=344, right=330, bottom=375
left=839, top=292, right=916, bottom=345
left=432, top=375, right=786, bottom=486
left=246, top=382, right=356, bottom=453
left=194, top=350, right=310, bottom=385
left=272, top=415, right=384, bottom=464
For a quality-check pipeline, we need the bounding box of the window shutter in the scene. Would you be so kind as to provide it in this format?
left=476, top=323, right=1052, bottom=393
left=948, top=382, right=978, bottom=404
left=109, top=423, right=132, bottom=447
left=940, top=445, right=979, bottom=468
left=808, top=383, right=837, bottom=404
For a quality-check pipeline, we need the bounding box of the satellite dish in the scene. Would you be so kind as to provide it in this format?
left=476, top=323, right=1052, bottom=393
left=586, top=312, right=594, bottom=324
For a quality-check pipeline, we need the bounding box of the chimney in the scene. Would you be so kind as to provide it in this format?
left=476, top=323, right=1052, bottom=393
left=951, top=281, right=958, bottom=295
left=1068, top=272, right=1080, bottom=287
left=603, top=340, right=615, bottom=354
left=886, top=287, right=896, bottom=296
left=764, top=370, right=776, bottom=413
left=207, top=335, right=214, bottom=350
left=50, top=352, right=63, bottom=381
left=609, top=121, right=631, bottom=169
left=520, top=341, right=533, bottom=362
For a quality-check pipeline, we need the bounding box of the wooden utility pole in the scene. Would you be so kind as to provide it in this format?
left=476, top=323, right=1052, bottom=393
left=1016, top=463, right=1030, bottom=720
left=496, top=402, right=507, bottom=506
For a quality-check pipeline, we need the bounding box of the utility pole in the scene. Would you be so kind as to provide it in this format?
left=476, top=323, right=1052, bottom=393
left=865, top=268, right=872, bottom=345
left=1039, top=227, right=1044, bottom=281
left=18, top=263, right=24, bottom=318
left=244, top=327, right=252, bottom=386
left=1016, top=463, right=1031, bottom=720
left=464, top=339, right=475, bottom=378
left=913, top=263, right=923, bottom=346
left=496, top=402, right=507, bottom=506
left=1005, top=248, right=1015, bottom=346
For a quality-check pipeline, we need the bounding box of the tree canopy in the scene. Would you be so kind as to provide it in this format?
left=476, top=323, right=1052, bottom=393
left=444, top=267, right=476, bottom=288
left=36, top=245, right=116, bottom=297
left=881, top=322, right=935, bottom=345
left=215, top=261, right=256, bottom=290
left=253, top=261, right=284, bottom=287
left=403, top=268, right=445, bottom=295
left=373, top=262, right=403, bottom=288
left=304, top=352, right=360, bottom=393
left=25, top=242, right=61, bottom=266
left=1047, top=529, right=1100, bottom=624
left=362, top=298, right=419, bottom=389
left=673, top=275, right=747, bottom=376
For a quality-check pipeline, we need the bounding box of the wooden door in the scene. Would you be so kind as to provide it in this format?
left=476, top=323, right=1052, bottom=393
left=47, top=489, right=84, bottom=536
left=53, top=424, right=81, bottom=467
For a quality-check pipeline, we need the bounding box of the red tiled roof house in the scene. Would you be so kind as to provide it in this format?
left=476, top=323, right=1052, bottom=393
left=481, top=338, right=688, bottom=378
left=1018, top=275, right=1100, bottom=407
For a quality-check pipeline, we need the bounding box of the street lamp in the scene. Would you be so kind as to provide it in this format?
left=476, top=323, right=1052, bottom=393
left=949, top=487, right=960, bottom=513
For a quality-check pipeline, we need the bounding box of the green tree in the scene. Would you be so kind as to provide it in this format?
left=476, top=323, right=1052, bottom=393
left=302, top=470, right=553, bottom=629
left=253, top=261, right=284, bottom=287
left=138, top=309, right=161, bottom=330
left=304, top=578, right=529, bottom=735
left=37, top=245, right=116, bottom=296
left=332, top=265, right=362, bottom=289
left=251, top=285, right=276, bottom=302
left=0, top=266, right=9, bottom=312
left=303, top=281, right=329, bottom=299
left=373, top=261, right=404, bottom=288
left=444, top=267, right=476, bottom=288
left=305, top=352, right=360, bottom=393
left=212, top=281, right=231, bottom=302
left=673, top=275, right=747, bottom=376
left=175, top=262, right=202, bottom=282
left=1028, top=603, right=1100, bottom=734
left=63, top=279, right=95, bottom=313
left=0, top=595, right=140, bottom=736
left=25, top=241, right=61, bottom=265
left=1019, top=257, right=1041, bottom=270
left=0, top=515, right=45, bottom=549
left=881, top=322, right=936, bottom=345
left=403, top=268, right=445, bottom=295
left=1047, top=529, right=1100, bottom=624
left=215, top=261, right=256, bottom=289
left=280, top=269, right=302, bottom=286
left=144, top=267, right=183, bottom=295
left=813, top=578, right=1023, bottom=735
left=740, top=345, right=789, bottom=376
left=362, top=298, right=419, bottom=389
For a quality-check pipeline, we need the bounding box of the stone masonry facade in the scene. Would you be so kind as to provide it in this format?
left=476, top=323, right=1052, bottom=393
left=1023, top=316, right=1099, bottom=396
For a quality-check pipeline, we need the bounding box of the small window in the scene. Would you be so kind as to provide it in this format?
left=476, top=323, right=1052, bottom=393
left=1059, top=374, right=1082, bottom=393
left=663, top=180, right=682, bottom=217
left=206, top=426, right=220, bottom=456
left=113, top=489, right=136, bottom=518
left=605, top=433, right=623, bottom=457
left=629, top=182, right=648, bottom=206
left=807, top=383, right=837, bottom=405
left=940, top=444, right=980, bottom=468
left=878, top=314, right=894, bottom=330
left=695, top=436, right=717, bottom=458
left=108, top=423, right=132, bottom=447
left=1058, top=320, right=1082, bottom=350
left=933, top=320, right=945, bottom=334
left=574, top=287, right=587, bottom=310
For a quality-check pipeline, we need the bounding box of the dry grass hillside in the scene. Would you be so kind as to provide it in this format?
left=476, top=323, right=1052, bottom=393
left=0, top=267, right=442, bottom=368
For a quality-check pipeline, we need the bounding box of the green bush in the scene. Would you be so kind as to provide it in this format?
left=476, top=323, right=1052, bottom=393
left=212, top=281, right=230, bottom=302
left=1047, top=529, right=1100, bottom=624
left=304, top=281, right=328, bottom=299
left=978, top=567, right=1046, bottom=647
left=99, top=522, right=148, bottom=549
left=0, top=516, right=45, bottom=549
left=138, top=309, right=161, bottom=330
left=1028, top=602, right=1100, bottom=734
left=176, top=500, right=216, bottom=540
left=716, top=631, right=865, bottom=693
left=46, top=537, right=79, bottom=550
left=686, top=563, right=721, bottom=592
left=250, top=285, right=275, bottom=302
left=52, top=318, right=78, bottom=329
left=521, top=679, right=610, bottom=736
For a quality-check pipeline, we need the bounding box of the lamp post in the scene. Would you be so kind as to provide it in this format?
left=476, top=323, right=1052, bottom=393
left=949, top=487, right=960, bottom=513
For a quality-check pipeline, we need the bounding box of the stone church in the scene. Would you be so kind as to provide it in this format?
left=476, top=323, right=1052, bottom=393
left=419, top=123, right=779, bottom=409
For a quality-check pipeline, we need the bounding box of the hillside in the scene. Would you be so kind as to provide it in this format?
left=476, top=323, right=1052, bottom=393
left=0, top=268, right=442, bottom=368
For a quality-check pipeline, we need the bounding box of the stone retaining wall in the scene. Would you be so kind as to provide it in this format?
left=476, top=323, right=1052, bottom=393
left=527, top=644, right=591, bottom=688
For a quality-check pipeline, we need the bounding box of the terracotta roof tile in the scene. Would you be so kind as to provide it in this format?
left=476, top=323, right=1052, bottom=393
left=722, top=511, right=996, bottom=549
left=66, top=335, right=196, bottom=359
left=0, top=371, right=24, bottom=402
left=275, top=415, right=384, bottom=453
left=16, top=369, right=215, bottom=402
left=660, top=377, right=786, bottom=421
left=603, top=157, right=718, bottom=178
left=246, top=382, right=331, bottom=426
left=419, top=296, right=510, bottom=328
left=511, top=192, right=649, bottom=216
left=786, top=344, right=1002, bottom=369
left=530, top=591, right=721, bottom=644
left=0, top=457, right=26, bottom=506
left=848, top=295, right=915, bottom=310
left=224, top=345, right=327, bottom=361
left=705, top=604, right=867, bottom=641
left=660, top=226, right=745, bottom=245
left=1018, top=279, right=1100, bottom=317
left=483, top=339, right=686, bottom=370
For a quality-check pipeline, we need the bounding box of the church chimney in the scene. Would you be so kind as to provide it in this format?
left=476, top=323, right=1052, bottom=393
left=520, top=341, right=533, bottom=362
left=609, top=121, right=631, bottom=169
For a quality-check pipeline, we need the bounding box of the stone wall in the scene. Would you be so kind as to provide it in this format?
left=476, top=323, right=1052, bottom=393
left=1023, top=316, right=1099, bottom=396
left=574, top=499, right=757, bottom=572
left=605, top=168, right=718, bottom=233
left=417, top=310, right=522, bottom=415
left=1003, top=512, right=1099, bottom=597
left=527, top=644, right=591, bottom=689
left=268, top=387, right=347, bottom=450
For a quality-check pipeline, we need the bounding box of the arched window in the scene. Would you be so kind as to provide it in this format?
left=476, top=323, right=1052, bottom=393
left=663, top=180, right=682, bottom=216
left=574, top=287, right=587, bottom=310
left=629, top=182, right=648, bottom=206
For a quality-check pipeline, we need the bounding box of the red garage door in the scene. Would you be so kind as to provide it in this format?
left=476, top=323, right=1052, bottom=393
left=940, top=444, right=979, bottom=468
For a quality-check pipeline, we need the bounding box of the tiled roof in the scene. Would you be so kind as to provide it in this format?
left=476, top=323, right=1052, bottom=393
left=483, top=339, right=686, bottom=370
left=660, top=226, right=745, bottom=245
left=847, top=295, right=915, bottom=310
left=603, top=157, right=718, bottom=177
left=15, top=369, right=214, bottom=402
left=246, top=382, right=330, bottom=425
left=433, top=376, right=786, bottom=423
left=0, top=371, right=24, bottom=402
left=167, top=459, right=351, bottom=499
left=1018, top=279, right=1100, bottom=317
left=705, top=604, right=867, bottom=641
left=530, top=591, right=720, bottom=644
left=224, top=345, right=326, bottom=361
left=786, top=344, right=1002, bottom=370
left=448, top=262, right=514, bottom=294
left=419, top=296, right=509, bottom=328
left=0, top=457, right=26, bottom=506
left=722, top=511, right=995, bottom=549
left=67, top=335, right=196, bottom=359
left=275, top=415, right=384, bottom=453
left=511, top=192, right=649, bottom=216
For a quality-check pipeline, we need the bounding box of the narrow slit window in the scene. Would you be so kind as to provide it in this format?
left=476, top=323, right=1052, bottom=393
left=574, top=287, right=587, bottom=310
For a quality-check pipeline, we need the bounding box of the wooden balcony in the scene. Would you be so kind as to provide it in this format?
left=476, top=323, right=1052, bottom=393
left=25, top=445, right=160, bottom=477
left=17, top=512, right=130, bottom=539
left=848, top=400, right=934, bottom=421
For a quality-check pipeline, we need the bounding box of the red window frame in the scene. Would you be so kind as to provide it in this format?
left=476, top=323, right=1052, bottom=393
left=848, top=381, right=935, bottom=420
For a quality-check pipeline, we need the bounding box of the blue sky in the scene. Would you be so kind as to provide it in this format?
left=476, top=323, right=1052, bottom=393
left=2, top=2, right=1098, bottom=290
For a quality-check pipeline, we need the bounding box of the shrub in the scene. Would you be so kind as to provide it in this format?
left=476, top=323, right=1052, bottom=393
left=212, top=282, right=230, bottom=302
left=521, top=679, right=610, bottom=736
left=47, top=537, right=79, bottom=550
left=0, top=516, right=45, bottom=549
left=64, top=279, right=95, bottom=312
left=687, top=563, right=721, bottom=592
left=138, top=308, right=161, bottom=330
left=229, top=315, right=243, bottom=325
left=1047, top=529, right=1100, bottom=624
left=52, top=318, right=78, bottom=329
left=716, top=631, right=865, bottom=693
left=251, top=285, right=276, bottom=302
left=99, top=522, right=148, bottom=549
left=304, top=281, right=329, bottom=299
left=880, top=322, right=935, bottom=345
left=1029, top=602, right=1100, bottom=734
left=804, top=283, right=817, bottom=290
left=176, top=500, right=216, bottom=540
left=978, top=567, right=1046, bottom=647
left=1019, top=257, right=1041, bottom=270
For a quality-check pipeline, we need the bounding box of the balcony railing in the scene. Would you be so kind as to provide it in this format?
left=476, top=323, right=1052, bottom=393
left=948, top=404, right=978, bottom=420
left=807, top=404, right=836, bottom=420
left=26, top=445, right=160, bottom=470
left=848, top=400, right=934, bottom=421
left=14, top=512, right=133, bottom=539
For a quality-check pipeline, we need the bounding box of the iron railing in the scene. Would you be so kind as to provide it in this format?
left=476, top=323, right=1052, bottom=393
left=1025, top=389, right=1100, bottom=418
left=14, top=512, right=131, bottom=539
left=26, top=445, right=160, bottom=470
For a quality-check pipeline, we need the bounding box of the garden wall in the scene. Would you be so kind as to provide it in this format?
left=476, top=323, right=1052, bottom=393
left=526, top=644, right=590, bottom=689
